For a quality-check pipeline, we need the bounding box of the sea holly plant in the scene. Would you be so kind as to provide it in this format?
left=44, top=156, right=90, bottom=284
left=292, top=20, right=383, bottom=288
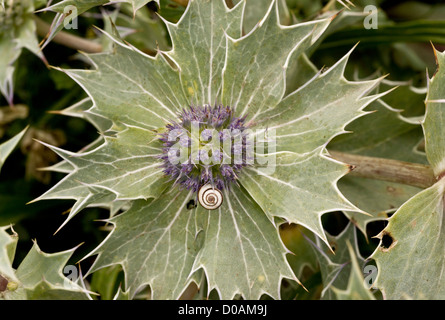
left=329, top=80, right=428, bottom=236
left=0, top=127, right=27, bottom=173
left=31, top=0, right=394, bottom=299
left=0, top=226, right=90, bottom=299
left=0, top=0, right=45, bottom=105
left=1, top=0, right=445, bottom=302
left=306, top=222, right=375, bottom=300
left=39, top=0, right=160, bottom=49
left=371, top=48, right=445, bottom=299
left=0, top=129, right=91, bottom=299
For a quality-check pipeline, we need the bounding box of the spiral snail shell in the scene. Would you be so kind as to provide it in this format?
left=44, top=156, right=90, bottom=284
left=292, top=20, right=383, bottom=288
left=198, top=184, right=223, bottom=210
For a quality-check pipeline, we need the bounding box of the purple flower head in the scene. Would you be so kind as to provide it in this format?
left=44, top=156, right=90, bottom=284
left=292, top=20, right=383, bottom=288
left=158, top=104, right=251, bottom=192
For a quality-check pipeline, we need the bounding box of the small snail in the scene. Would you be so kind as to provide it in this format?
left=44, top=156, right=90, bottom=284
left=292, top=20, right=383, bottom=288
left=198, top=184, right=223, bottom=210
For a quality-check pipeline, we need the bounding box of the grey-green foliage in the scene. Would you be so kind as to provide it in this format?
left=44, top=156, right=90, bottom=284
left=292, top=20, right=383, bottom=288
left=329, top=80, right=427, bottom=235
left=0, top=127, right=27, bottom=173
left=372, top=49, right=445, bottom=299
left=308, top=223, right=374, bottom=300
left=0, top=227, right=89, bottom=300
left=2, top=0, right=444, bottom=301
left=0, top=0, right=43, bottom=104
left=36, top=0, right=393, bottom=299
left=40, top=0, right=160, bottom=50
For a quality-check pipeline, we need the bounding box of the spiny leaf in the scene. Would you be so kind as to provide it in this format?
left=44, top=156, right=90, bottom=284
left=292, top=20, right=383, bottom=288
left=339, top=177, right=421, bottom=236
left=424, top=49, right=445, bottom=177
left=89, top=265, right=124, bottom=300
left=330, top=241, right=375, bottom=300
left=34, top=127, right=168, bottom=229
left=0, top=230, right=89, bottom=300
left=311, top=223, right=364, bottom=300
left=164, top=0, right=244, bottom=105
left=285, top=52, right=318, bottom=95
left=221, top=1, right=331, bottom=120
left=113, top=3, right=170, bottom=52
left=54, top=97, right=113, bottom=134
left=253, top=47, right=387, bottom=154
left=240, top=148, right=359, bottom=245
left=329, top=89, right=427, bottom=234
left=0, top=227, right=18, bottom=283
left=279, top=223, right=318, bottom=279
left=371, top=179, right=445, bottom=299
left=87, top=189, right=201, bottom=300
left=238, top=0, right=290, bottom=33
left=191, top=183, right=294, bottom=299
left=40, top=0, right=160, bottom=48
left=371, top=48, right=445, bottom=299
left=89, top=183, right=294, bottom=300
left=320, top=20, right=445, bottom=50
left=329, top=91, right=426, bottom=164
left=0, top=0, right=43, bottom=104
left=64, top=44, right=186, bottom=131
left=39, top=0, right=393, bottom=299
left=0, top=127, right=27, bottom=173
left=233, top=45, right=390, bottom=249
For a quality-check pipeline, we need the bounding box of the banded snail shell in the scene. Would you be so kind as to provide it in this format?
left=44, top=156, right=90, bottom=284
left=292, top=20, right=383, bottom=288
left=198, top=184, right=223, bottom=210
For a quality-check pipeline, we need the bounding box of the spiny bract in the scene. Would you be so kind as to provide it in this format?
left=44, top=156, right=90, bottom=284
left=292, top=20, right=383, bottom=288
left=0, top=0, right=43, bottom=105
left=158, top=103, right=251, bottom=193
left=38, top=0, right=390, bottom=299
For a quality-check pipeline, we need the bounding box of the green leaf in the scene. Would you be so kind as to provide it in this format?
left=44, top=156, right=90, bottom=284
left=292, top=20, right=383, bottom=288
left=89, top=183, right=294, bottom=300
left=371, top=179, right=445, bottom=299
left=113, top=287, right=130, bottom=300
left=158, top=0, right=186, bottom=23
left=279, top=223, right=318, bottom=279
left=88, top=190, right=201, bottom=299
left=240, top=149, right=359, bottom=245
left=241, top=0, right=290, bottom=33
left=45, top=0, right=160, bottom=21
left=308, top=223, right=374, bottom=299
left=285, top=52, right=318, bottom=95
left=114, top=4, right=170, bottom=52
left=329, top=90, right=427, bottom=234
left=33, top=128, right=168, bottom=229
left=164, top=0, right=244, bottom=105
left=0, top=228, right=89, bottom=300
left=238, top=50, right=388, bottom=244
left=218, top=15, right=391, bottom=249
left=0, top=127, right=27, bottom=174
left=320, top=20, right=445, bottom=50
left=339, top=177, right=421, bottom=235
left=330, top=241, right=375, bottom=300
left=41, top=0, right=159, bottom=49
left=0, top=227, right=18, bottom=283
left=0, top=34, right=19, bottom=105
left=424, top=49, right=445, bottom=177
left=253, top=48, right=387, bottom=154
left=371, top=48, right=445, bottom=299
left=191, top=184, right=294, bottom=299
left=329, top=99, right=426, bottom=164
left=221, top=2, right=331, bottom=120
left=64, top=44, right=186, bottom=130
left=0, top=0, right=43, bottom=104
left=39, top=0, right=393, bottom=299
left=55, top=97, right=112, bottom=133
left=89, top=265, right=124, bottom=300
